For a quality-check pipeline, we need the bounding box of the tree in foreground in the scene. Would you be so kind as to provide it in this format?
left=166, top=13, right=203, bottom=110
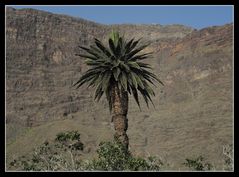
left=73, top=30, right=163, bottom=150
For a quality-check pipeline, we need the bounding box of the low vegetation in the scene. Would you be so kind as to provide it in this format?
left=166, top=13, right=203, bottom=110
left=9, top=131, right=162, bottom=171
left=8, top=131, right=233, bottom=171
left=9, top=131, right=84, bottom=171
left=84, top=141, right=163, bottom=171
left=183, top=156, right=213, bottom=171
left=222, top=144, right=233, bottom=171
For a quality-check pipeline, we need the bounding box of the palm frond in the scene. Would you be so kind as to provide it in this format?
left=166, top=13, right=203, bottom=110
left=74, top=30, right=163, bottom=110
left=126, top=43, right=149, bottom=60
left=94, top=83, right=104, bottom=101
left=129, top=52, right=153, bottom=61
left=127, top=61, right=142, bottom=70
left=130, top=86, right=141, bottom=110
left=127, top=38, right=142, bottom=53
left=113, top=67, right=121, bottom=81
left=119, top=71, right=128, bottom=91
left=94, top=38, right=112, bottom=57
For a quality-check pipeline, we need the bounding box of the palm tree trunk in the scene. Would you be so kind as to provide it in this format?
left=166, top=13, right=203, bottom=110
left=112, top=83, right=129, bottom=150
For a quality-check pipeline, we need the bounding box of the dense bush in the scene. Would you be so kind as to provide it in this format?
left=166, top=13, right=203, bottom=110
left=84, top=140, right=163, bottom=171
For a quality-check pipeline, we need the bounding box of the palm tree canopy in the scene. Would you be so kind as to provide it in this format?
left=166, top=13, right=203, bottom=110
left=73, top=30, right=163, bottom=111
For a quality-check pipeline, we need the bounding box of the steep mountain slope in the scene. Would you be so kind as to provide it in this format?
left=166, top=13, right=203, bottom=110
left=6, top=7, right=233, bottom=170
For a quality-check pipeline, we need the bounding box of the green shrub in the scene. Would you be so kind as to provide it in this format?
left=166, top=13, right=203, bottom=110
left=55, top=131, right=84, bottom=151
left=183, top=155, right=213, bottom=171
left=84, top=140, right=163, bottom=171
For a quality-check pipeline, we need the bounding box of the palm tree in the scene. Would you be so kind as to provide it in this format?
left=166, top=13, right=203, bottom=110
left=73, top=31, right=163, bottom=150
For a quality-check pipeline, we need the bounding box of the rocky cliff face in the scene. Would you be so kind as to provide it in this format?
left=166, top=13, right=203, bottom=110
left=6, top=7, right=233, bottom=170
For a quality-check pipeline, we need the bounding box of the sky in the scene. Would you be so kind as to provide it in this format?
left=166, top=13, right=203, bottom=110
left=10, top=5, right=233, bottom=29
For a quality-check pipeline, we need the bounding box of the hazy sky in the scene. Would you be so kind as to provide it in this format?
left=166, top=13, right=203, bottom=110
left=10, top=5, right=233, bottom=29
